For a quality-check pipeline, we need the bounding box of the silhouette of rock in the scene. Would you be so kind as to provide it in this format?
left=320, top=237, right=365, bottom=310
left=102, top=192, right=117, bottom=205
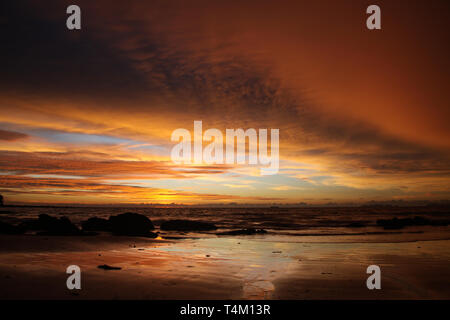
left=160, top=219, right=217, bottom=231
left=97, top=264, right=121, bottom=270
left=0, top=221, right=25, bottom=234
left=377, top=216, right=450, bottom=230
left=33, top=214, right=94, bottom=236
left=0, top=194, right=3, bottom=206
left=217, top=228, right=267, bottom=236
left=109, top=212, right=156, bottom=237
left=346, top=222, right=366, bottom=228
left=18, top=218, right=43, bottom=231
left=37, top=214, right=80, bottom=235
left=81, top=217, right=111, bottom=232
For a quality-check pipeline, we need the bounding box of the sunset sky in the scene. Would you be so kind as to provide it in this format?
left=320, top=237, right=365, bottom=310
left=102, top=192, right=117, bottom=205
left=1, top=0, right=449, bottom=205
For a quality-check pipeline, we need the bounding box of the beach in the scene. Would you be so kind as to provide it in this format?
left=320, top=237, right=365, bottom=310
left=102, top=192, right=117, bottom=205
left=1, top=231, right=449, bottom=299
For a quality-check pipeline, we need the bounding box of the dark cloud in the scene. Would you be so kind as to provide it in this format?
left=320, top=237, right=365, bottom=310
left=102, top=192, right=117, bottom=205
left=0, top=1, right=148, bottom=100
left=0, top=130, right=28, bottom=141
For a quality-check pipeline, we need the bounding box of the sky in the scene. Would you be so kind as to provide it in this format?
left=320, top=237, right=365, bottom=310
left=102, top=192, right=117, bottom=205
left=0, top=0, right=449, bottom=205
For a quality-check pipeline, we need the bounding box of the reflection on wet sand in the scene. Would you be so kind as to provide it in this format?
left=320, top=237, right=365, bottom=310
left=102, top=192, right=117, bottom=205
left=0, top=234, right=449, bottom=299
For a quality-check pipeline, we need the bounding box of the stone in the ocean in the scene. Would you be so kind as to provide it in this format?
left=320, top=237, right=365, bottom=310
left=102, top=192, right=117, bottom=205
left=109, top=212, right=156, bottom=237
left=36, top=214, right=87, bottom=236
left=81, top=217, right=111, bottom=232
left=160, top=219, right=217, bottom=231
left=217, top=228, right=267, bottom=236
left=0, top=221, right=25, bottom=234
left=97, top=264, right=121, bottom=270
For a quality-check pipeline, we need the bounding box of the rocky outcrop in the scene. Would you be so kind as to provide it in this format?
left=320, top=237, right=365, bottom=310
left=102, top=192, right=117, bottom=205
left=0, top=221, right=25, bottom=234
left=35, top=214, right=89, bottom=236
left=377, top=216, right=450, bottom=230
left=217, top=228, right=267, bottom=236
left=97, top=264, right=122, bottom=270
left=16, top=214, right=94, bottom=236
left=346, top=222, right=366, bottom=228
left=160, top=219, right=217, bottom=231
left=81, top=217, right=111, bottom=232
left=108, top=212, right=156, bottom=237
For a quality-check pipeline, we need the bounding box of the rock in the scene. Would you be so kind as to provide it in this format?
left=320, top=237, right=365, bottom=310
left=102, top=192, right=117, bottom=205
left=34, top=214, right=93, bottom=236
left=376, top=218, right=405, bottom=230
left=346, top=222, right=365, bottom=228
left=217, top=228, right=267, bottom=236
left=376, top=216, right=450, bottom=230
left=37, top=214, right=81, bottom=235
left=160, top=219, right=217, bottom=231
left=109, top=212, right=156, bottom=237
left=0, top=221, right=25, bottom=234
left=81, top=217, right=111, bottom=232
left=18, top=219, right=43, bottom=231
left=97, top=264, right=121, bottom=270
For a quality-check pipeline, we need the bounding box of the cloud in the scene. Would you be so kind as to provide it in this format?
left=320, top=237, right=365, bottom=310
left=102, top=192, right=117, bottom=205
left=0, top=150, right=231, bottom=179
left=224, top=184, right=253, bottom=189
left=271, top=186, right=302, bottom=191
left=0, top=174, right=284, bottom=204
left=0, top=130, right=28, bottom=141
left=1, top=0, right=450, bottom=203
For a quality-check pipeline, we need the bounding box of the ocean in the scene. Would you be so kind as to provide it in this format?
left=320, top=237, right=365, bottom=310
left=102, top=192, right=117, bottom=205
left=1, top=205, right=450, bottom=243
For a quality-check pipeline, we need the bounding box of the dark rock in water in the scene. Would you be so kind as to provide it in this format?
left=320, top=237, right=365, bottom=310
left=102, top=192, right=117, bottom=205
left=34, top=214, right=94, bottom=236
left=346, top=222, right=366, bottom=228
left=37, top=214, right=81, bottom=235
left=217, top=228, right=267, bottom=236
left=109, top=212, right=156, bottom=237
left=377, top=216, right=450, bottom=230
left=81, top=217, right=111, bottom=232
left=160, top=219, right=217, bottom=231
left=377, top=218, right=407, bottom=230
left=97, top=264, right=121, bottom=270
left=18, top=215, right=96, bottom=235
left=18, top=218, right=44, bottom=231
left=0, top=221, right=25, bottom=234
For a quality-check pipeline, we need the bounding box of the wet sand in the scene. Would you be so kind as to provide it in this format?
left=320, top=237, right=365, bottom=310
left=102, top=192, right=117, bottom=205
left=0, top=234, right=449, bottom=299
